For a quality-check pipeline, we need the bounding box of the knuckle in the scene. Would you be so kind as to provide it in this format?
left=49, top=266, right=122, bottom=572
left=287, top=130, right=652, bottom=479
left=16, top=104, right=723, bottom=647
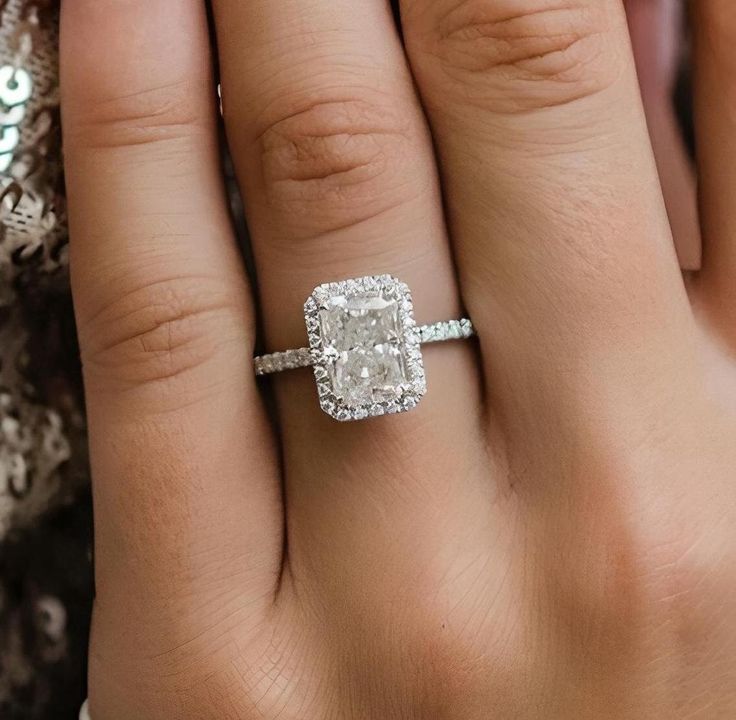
left=646, top=517, right=736, bottom=653
left=65, top=78, right=207, bottom=151
left=412, top=0, right=623, bottom=113
left=539, top=480, right=735, bottom=656
left=78, top=274, right=245, bottom=392
left=252, top=95, right=419, bottom=239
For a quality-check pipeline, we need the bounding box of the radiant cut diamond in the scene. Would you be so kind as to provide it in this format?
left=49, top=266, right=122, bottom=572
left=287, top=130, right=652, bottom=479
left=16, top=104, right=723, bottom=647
left=321, top=293, right=406, bottom=405
left=305, top=276, right=426, bottom=420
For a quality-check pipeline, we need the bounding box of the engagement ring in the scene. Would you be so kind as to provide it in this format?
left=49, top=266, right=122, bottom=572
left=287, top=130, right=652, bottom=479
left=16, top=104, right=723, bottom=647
left=254, top=275, right=474, bottom=421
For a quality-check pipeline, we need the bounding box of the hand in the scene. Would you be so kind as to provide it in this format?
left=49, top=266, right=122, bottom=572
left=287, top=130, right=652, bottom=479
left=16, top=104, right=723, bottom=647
left=61, top=1, right=736, bottom=718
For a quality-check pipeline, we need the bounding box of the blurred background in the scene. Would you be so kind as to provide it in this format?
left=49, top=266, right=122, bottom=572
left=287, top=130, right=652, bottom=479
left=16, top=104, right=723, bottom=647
left=0, top=1, right=697, bottom=717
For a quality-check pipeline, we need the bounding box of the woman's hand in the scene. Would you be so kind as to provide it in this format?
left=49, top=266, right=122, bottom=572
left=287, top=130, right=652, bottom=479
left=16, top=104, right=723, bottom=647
left=61, top=1, right=736, bottom=718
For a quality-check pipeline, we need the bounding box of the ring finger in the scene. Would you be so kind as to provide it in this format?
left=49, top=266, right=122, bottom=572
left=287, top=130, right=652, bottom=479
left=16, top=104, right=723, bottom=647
left=211, top=0, right=497, bottom=599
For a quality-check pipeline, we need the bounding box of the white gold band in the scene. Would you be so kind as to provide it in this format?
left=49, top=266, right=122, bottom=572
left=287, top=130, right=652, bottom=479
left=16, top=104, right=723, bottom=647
left=254, top=318, right=475, bottom=376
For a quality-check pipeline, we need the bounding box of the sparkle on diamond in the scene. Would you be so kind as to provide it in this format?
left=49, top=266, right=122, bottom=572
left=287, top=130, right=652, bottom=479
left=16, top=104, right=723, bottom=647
left=319, top=290, right=409, bottom=407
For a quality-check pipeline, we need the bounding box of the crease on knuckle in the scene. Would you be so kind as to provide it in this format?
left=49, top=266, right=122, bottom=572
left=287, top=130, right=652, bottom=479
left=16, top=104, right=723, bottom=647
left=79, top=274, right=243, bottom=391
left=66, top=78, right=208, bottom=151
left=253, top=95, right=417, bottom=238
left=419, top=1, right=621, bottom=113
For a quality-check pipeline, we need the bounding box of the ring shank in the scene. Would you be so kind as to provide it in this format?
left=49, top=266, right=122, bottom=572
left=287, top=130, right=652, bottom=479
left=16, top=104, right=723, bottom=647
left=254, top=318, right=474, bottom=376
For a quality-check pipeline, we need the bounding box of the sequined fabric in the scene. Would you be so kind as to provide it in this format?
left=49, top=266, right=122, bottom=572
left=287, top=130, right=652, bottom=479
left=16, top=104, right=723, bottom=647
left=0, top=1, right=92, bottom=717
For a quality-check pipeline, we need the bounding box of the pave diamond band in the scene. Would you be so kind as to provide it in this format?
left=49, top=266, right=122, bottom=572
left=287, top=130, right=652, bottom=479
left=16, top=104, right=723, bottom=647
left=254, top=347, right=313, bottom=375
left=254, top=275, right=475, bottom=421
left=416, top=318, right=475, bottom=344
left=254, top=319, right=474, bottom=376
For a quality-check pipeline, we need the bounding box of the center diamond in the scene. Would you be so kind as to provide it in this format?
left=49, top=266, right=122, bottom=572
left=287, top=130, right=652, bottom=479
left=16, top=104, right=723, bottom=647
left=320, top=292, right=406, bottom=407
left=305, top=276, right=426, bottom=420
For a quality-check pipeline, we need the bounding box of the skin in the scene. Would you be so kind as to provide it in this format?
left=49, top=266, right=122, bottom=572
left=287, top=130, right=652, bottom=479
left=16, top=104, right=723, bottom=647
left=60, top=1, right=736, bottom=718
left=625, top=0, right=701, bottom=270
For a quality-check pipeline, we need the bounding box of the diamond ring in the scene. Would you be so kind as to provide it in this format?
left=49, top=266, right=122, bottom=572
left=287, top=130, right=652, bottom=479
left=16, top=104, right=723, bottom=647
left=254, top=275, right=475, bottom=421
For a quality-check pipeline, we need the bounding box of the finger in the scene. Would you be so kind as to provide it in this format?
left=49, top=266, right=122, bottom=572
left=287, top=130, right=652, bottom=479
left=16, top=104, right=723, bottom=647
left=212, top=1, right=494, bottom=590
left=690, top=0, right=736, bottom=345
left=61, top=0, right=281, bottom=678
left=626, top=0, right=701, bottom=270
left=400, top=0, right=698, bottom=490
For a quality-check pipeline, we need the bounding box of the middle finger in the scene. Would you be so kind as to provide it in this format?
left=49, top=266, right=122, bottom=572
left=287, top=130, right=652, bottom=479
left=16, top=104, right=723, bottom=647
left=400, top=0, right=698, bottom=501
